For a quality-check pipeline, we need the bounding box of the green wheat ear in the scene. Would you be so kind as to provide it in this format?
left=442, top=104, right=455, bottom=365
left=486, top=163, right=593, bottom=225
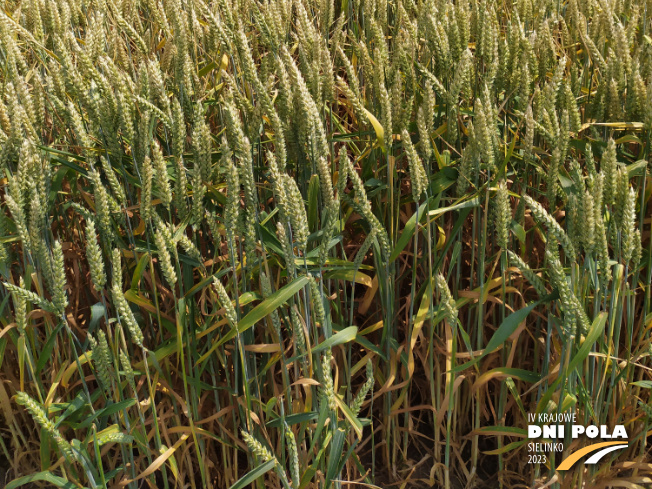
left=493, top=180, right=511, bottom=250
left=435, top=273, right=458, bottom=325
left=119, top=350, right=137, bottom=395
left=15, top=392, right=75, bottom=461
left=241, top=430, right=275, bottom=464
left=85, top=219, right=106, bottom=291
left=12, top=277, right=27, bottom=334
left=4, top=281, right=56, bottom=313
left=321, top=349, right=338, bottom=411
left=351, top=359, right=375, bottom=417
left=213, top=277, right=237, bottom=325
left=89, top=330, right=114, bottom=394
left=154, top=227, right=177, bottom=287
left=401, top=129, right=427, bottom=202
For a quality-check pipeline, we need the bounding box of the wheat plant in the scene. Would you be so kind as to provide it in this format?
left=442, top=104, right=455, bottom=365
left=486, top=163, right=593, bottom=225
left=0, top=0, right=652, bottom=488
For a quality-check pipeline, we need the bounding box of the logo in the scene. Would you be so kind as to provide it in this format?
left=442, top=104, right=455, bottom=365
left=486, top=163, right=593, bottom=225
left=527, top=412, right=628, bottom=469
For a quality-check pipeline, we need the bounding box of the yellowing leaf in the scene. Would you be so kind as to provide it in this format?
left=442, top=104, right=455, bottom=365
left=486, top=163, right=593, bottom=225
left=363, top=108, right=385, bottom=153
left=122, top=434, right=189, bottom=484
left=244, top=344, right=282, bottom=353
left=323, top=269, right=373, bottom=287
left=61, top=353, right=91, bottom=387
left=292, top=378, right=321, bottom=387
left=592, top=122, right=645, bottom=131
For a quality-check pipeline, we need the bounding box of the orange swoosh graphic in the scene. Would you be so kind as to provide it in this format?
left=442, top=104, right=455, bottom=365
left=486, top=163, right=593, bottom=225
left=557, top=441, right=626, bottom=470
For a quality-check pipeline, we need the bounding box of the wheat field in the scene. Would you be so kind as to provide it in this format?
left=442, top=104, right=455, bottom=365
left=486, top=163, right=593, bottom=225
left=0, top=0, right=651, bottom=487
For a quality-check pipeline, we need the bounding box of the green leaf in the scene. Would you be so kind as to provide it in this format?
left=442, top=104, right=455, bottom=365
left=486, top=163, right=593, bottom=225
left=184, top=271, right=221, bottom=299
left=432, top=206, right=474, bottom=271
left=40, top=427, right=51, bottom=470
left=536, top=312, right=607, bottom=414
left=266, top=411, right=318, bottom=428
left=76, top=399, right=137, bottom=429
left=615, top=134, right=642, bottom=145
left=141, top=341, right=177, bottom=367
left=389, top=198, right=431, bottom=263
left=89, top=302, right=106, bottom=331
left=259, top=223, right=284, bottom=256
left=36, top=323, right=63, bottom=374
left=483, top=303, right=537, bottom=357
left=123, top=289, right=176, bottom=330
left=130, top=252, right=151, bottom=291
left=6, top=471, right=85, bottom=489
left=294, top=257, right=373, bottom=270
left=390, top=196, right=479, bottom=263
left=197, top=60, right=217, bottom=77
left=198, top=276, right=309, bottom=363
left=565, top=312, right=607, bottom=374
left=428, top=166, right=457, bottom=195
left=499, top=128, right=519, bottom=177
left=325, top=429, right=346, bottom=487
left=308, top=403, right=331, bottom=456
left=310, top=326, right=359, bottom=354
left=235, top=276, right=308, bottom=332
left=307, top=174, right=320, bottom=232
left=511, top=221, right=526, bottom=245
left=626, top=159, right=647, bottom=177
left=505, top=377, right=527, bottom=420
left=228, top=460, right=276, bottom=489
left=46, top=155, right=88, bottom=176
left=427, top=196, right=480, bottom=219
left=298, top=467, right=318, bottom=489
left=453, top=300, right=539, bottom=373
left=49, top=166, right=71, bottom=204
left=54, top=391, right=89, bottom=427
